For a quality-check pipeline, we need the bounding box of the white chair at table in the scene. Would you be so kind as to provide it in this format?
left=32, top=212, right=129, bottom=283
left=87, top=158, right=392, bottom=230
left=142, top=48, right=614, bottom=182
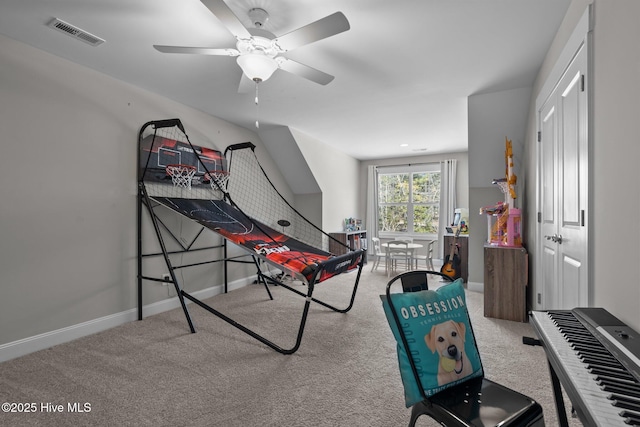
left=399, top=237, right=415, bottom=267
left=412, top=240, right=437, bottom=270
left=370, top=237, right=387, bottom=272
left=386, top=240, right=411, bottom=276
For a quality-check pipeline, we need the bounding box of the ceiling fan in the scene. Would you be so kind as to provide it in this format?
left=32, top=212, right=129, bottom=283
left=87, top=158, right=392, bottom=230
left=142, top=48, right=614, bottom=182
left=153, top=0, right=350, bottom=88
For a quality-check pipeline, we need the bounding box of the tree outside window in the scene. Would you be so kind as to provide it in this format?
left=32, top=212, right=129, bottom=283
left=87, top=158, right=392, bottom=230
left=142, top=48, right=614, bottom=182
left=378, top=169, right=440, bottom=235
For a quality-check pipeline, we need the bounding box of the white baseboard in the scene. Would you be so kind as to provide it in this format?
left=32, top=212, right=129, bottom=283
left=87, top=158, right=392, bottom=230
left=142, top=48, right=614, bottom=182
left=467, top=281, right=484, bottom=293
left=0, top=277, right=254, bottom=363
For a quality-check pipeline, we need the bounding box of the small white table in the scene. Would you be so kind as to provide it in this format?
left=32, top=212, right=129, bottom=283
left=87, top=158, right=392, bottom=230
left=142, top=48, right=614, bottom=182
left=381, top=242, right=423, bottom=275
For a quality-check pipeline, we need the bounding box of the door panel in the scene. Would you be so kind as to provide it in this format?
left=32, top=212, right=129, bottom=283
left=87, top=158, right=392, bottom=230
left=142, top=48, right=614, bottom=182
left=561, top=72, right=581, bottom=227
left=543, top=246, right=557, bottom=308
left=557, top=48, right=588, bottom=308
left=542, top=106, right=556, bottom=224
left=540, top=101, right=557, bottom=309
left=561, top=255, right=581, bottom=308
left=559, top=245, right=587, bottom=308
left=538, top=43, right=589, bottom=309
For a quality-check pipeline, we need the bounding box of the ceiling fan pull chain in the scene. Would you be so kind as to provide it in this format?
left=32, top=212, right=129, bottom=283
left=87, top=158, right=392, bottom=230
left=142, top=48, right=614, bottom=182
left=255, top=80, right=260, bottom=129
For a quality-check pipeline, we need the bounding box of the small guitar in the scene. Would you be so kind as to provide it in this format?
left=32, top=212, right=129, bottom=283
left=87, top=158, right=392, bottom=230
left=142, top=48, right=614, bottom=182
left=441, top=227, right=461, bottom=280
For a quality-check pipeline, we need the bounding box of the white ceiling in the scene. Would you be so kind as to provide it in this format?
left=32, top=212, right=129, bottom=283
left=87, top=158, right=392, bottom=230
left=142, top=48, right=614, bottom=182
left=0, top=0, right=570, bottom=160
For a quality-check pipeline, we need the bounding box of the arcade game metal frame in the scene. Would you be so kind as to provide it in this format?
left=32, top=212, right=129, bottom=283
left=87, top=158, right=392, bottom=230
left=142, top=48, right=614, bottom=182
left=136, top=118, right=364, bottom=354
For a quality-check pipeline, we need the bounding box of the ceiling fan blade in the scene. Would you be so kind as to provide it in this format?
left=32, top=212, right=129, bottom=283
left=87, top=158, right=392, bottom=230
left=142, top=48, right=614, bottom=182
left=274, top=12, right=350, bottom=52
left=278, top=58, right=334, bottom=85
left=200, top=0, right=251, bottom=39
left=154, top=45, right=239, bottom=56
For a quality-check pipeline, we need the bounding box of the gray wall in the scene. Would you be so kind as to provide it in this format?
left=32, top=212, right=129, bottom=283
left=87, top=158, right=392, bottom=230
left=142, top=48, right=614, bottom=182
left=0, top=32, right=272, bottom=347
left=0, top=32, right=358, bottom=357
left=467, top=86, right=532, bottom=284
left=589, top=0, right=640, bottom=327
left=292, top=128, right=360, bottom=233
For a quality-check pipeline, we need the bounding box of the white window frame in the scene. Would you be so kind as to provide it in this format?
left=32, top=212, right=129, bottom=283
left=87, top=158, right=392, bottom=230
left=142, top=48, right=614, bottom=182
left=377, top=163, right=440, bottom=239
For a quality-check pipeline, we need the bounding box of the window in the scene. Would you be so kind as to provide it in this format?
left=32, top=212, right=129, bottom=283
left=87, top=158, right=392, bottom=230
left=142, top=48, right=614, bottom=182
left=377, top=164, right=440, bottom=236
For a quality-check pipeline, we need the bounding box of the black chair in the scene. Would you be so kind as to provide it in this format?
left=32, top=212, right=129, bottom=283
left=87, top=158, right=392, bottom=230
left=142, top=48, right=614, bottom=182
left=385, top=270, right=544, bottom=427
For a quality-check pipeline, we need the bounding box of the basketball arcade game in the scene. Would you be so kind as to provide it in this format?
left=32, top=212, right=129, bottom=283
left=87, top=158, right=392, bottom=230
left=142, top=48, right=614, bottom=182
left=137, top=118, right=364, bottom=354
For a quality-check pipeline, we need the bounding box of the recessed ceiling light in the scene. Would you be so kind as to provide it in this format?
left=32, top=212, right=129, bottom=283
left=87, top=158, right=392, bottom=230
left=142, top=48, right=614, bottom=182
left=400, top=143, right=409, bottom=147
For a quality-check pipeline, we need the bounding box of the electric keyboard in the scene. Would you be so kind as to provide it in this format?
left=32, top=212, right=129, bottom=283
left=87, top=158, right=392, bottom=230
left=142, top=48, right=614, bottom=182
left=530, top=308, right=640, bottom=427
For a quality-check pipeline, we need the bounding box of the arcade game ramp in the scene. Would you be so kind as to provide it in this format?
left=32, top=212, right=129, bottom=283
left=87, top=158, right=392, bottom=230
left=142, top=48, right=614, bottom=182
left=137, top=118, right=364, bottom=354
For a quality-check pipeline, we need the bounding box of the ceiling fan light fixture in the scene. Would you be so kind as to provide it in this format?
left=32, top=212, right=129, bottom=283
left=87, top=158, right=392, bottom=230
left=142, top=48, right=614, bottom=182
left=237, top=53, right=278, bottom=82
left=248, top=8, right=269, bottom=28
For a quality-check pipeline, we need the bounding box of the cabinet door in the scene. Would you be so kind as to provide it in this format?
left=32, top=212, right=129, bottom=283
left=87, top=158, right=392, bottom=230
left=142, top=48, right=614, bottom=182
left=484, top=247, right=528, bottom=322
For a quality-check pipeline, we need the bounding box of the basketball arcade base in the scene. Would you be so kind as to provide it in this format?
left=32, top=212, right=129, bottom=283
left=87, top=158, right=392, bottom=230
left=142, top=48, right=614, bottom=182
left=137, top=118, right=364, bottom=354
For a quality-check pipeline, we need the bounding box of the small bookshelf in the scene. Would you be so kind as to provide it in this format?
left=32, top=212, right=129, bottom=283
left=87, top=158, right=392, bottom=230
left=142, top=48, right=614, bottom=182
left=329, top=230, right=367, bottom=263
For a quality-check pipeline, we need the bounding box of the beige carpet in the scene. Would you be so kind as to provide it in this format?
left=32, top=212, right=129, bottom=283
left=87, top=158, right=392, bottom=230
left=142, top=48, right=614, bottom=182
left=0, top=268, right=582, bottom=426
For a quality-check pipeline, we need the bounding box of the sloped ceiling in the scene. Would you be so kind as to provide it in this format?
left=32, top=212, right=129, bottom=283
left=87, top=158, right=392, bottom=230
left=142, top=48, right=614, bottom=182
left=0, top=0, right=570, bottom=160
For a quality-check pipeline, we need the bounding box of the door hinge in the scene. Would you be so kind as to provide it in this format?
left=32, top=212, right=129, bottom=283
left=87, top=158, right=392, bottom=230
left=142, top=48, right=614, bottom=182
left=537, top=131, right=541, bottom=142
left=581, top=209, right=585, bottom=226
left=581, top=74, right=585, bottom=92
left=538, top=212, right=541, bottom=223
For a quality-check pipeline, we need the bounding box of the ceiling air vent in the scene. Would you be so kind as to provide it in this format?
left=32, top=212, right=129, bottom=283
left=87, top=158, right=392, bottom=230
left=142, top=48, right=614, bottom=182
left=47, top=18, right=105, bottom=47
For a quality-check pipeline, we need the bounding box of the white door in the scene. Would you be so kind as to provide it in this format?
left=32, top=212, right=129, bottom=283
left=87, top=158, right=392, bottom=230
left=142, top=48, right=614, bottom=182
left=538, top=43, right=589, bottom=309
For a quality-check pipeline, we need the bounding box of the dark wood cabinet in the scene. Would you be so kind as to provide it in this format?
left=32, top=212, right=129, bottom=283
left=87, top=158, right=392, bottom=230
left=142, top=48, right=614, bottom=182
left=484, top=245, right=528, bottom=322
left=329, top=231, right=367, bottom=263
left=444, top=234, right=468, bottom=282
